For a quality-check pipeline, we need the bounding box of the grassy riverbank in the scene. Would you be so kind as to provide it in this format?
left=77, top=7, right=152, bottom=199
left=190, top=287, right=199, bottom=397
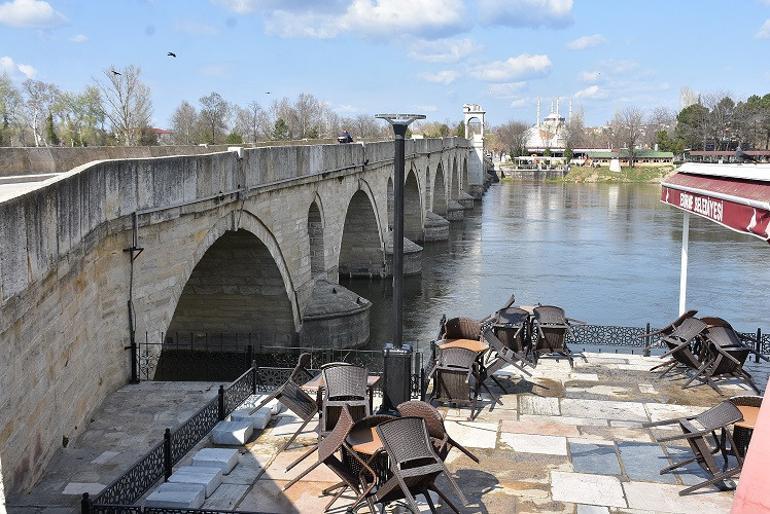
left=548, top=165, right=674, bottom=183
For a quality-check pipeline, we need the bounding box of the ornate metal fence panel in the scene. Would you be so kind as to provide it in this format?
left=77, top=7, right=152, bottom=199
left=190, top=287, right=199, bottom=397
left=223, top=368, right=255, bottom=413
left=566, top=324, right=653, bottom=347
left=170, top=399, right=220, bottom=463
left=92, top=442, right=165, bottom=506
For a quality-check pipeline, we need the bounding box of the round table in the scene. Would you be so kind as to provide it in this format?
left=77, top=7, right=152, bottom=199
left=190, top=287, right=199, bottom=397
left=734, top=405, right=760, bottom=457
left=346, top=426, right=382, bottom=456
left=437, top=338, right=489, bottom=354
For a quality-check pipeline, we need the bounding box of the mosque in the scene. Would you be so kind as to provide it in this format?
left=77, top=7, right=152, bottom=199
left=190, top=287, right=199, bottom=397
left=524, top=97, right=570, bottom=154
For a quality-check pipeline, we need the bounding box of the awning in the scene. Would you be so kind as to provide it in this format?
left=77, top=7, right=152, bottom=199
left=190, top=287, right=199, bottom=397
left=661, top=163, right=770, bottom=243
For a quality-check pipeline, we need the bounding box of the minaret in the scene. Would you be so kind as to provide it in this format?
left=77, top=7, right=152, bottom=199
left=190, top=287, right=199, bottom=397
left=568, top=98, right=573, bottom=124
left=536, top=97, right=541, bottom=128
left=556, top=96, right=560, bottom=117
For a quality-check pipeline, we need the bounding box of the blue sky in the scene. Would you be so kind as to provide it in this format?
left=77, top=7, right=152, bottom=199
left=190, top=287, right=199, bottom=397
left=2, top=0, right=770, bottom=128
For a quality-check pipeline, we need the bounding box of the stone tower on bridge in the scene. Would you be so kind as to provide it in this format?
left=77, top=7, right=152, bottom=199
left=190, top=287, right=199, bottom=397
left=463, top=104, right=486, bottom=199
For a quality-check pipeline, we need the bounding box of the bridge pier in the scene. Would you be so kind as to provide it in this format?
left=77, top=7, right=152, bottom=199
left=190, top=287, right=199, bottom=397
left=458, top=192, right=475, bottom=209
left=385, top=234, right=422, bottom=276
left=446, top=200, right=465, bottom=221
left=423, top=212, right=450, bottom=241
left=299, top=279, right=372, bottom=349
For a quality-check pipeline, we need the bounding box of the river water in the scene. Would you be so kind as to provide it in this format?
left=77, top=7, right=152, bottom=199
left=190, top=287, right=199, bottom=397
left=342, top=181, right=770, bottom=352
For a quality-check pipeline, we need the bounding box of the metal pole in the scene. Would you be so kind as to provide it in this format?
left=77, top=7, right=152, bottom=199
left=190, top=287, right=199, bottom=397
left=678, top=213, right=690, bottom=316
left=392, top=122, right=406, bottom=347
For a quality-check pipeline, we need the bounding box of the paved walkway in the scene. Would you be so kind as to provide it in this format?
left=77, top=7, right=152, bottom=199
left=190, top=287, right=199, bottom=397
left=5, top=381, right=218, bottom=513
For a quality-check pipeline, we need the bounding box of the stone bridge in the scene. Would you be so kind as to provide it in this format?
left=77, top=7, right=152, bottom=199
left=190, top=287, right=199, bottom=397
left=0, top=137, right=482, bottom=495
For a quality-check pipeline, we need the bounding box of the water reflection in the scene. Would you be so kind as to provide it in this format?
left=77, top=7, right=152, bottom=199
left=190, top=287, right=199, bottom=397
left=342, top=182, right=770, bottom=352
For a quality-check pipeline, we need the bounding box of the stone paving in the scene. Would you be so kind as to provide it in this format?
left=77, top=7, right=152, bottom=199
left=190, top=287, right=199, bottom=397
left=10, top=353, right=768, bottom=513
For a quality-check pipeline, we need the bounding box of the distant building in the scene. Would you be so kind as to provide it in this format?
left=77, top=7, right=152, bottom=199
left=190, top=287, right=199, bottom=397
left=584, top=149, right=674, bottom=167
left=525, top=97, right=569, bottom=154
left=151, top=128, right=174, bottom=145
left=686, top=150, right=770, bottom=163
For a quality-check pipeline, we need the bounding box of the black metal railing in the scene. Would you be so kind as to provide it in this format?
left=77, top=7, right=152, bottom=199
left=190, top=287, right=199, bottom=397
left=86, top=367, right=256, bottom=512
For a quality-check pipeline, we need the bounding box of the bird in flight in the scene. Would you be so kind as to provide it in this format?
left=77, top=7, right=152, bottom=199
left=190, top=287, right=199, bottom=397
left=111, top=69, right=122, bottom=76
left=167, top=51, right=176, bottom=58
left=265, top=91, right=271, bottom=95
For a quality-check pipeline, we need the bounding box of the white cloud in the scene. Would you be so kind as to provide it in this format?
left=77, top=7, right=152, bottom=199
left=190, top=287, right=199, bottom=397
left=70, top=33, right=87, bottom=43
left=756, top=19, right=770, bottom=39
left=600, top=59, right=639, bottom=73
left=574, top=85, right=606, bottom=99
left=408, top=37, right=481, bottom=63
left=175, top=20, right=218, bottom=36
left=579, top=70, right=601, bottom=82
left=488, top=81, right=526, bottom=98
left=476, top=54, right=551, bottom=82
left=510, top=96, right=528, bottom=108
left=478, top=0, right=572, bottom=28
left=419, top=69, right=459, bottom=85
left=0, top=55, right=36, bottom=78
left=567, top=33, right=605, bottom=50
left=218, top=0, right=466, bottom=39
left=0, top=0, right=65, bottom=28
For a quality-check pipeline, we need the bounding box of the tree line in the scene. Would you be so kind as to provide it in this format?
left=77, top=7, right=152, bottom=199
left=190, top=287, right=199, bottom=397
left=488, top=91, right=770, bottom=167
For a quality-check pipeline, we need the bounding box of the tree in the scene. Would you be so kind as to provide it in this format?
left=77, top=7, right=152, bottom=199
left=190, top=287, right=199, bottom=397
left=454, top=121, right=465, bottom=138
left=95, top=65, right=152, bottom=146
left=21, top=79, right=61, bottom=146
left=615, top=107, right=644, bottom=166
left=493, top=121, right=529, bottom=158
left=0, top=73, right=21, bottom=146
left=234, top=101, right=269, bottom=144
left=170, top=101, right=198, bottom=144
left=57, top=86, right=105, bottom=146
left=198, top=92, right=230, bottom=144
left=676, top=103, right=710, bottom=150
left=272, top=117, right=290, bottom=140
left=225, top=131, right=243, bottom=144
left=45, top=112, right=59, bottom=145
left=292, top=93, right=323, bottom=139
left=644, top=107, right=675, bottom=147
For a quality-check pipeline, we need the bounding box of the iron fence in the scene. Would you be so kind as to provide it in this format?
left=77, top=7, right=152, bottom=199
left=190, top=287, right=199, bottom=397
left=87, top=367, right=256, bottom=512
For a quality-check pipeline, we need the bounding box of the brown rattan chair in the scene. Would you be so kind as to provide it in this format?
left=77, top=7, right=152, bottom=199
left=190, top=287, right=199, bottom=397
left=479, top=329, right=532, bottom=395
left=639, top=310, right=698, bottom=352
left=649, top=317, right=708, bottom=378
left=643, top=401, right=744, bottom=495
left=283, top=406, right=378, bottom=513
left=492, top=306, right=531, bottom=357
left=532, top=305, right=585, bottom=367
left=687, top=326, right=767, bottom=394
left=429, top=347, right=481, bottom=418
left=441, top=316, right=482, bottom=341
left=396, top=400, right=479, bottom=463
left=371, top=416, right=468, bottom=513
left=321, top=364, right=370, bottom=437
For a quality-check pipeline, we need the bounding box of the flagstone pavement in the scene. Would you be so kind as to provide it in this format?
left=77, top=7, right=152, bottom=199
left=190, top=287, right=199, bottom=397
left=9, top=352, right=768, bottom=513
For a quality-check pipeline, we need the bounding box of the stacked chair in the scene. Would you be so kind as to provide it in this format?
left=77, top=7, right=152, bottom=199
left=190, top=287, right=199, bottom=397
left=429, top=347, right=483, bottom=418
left=532, top=305, right=586, bottom=367
left=647, top=312, right=768, bottom=394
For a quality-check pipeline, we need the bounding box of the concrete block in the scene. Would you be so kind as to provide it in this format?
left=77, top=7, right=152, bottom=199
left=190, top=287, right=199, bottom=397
left=168, top=465, right=223, bottom=497
left=192, top=448, right=239, bottom=474
left=145, top=482, right=205, bottom=509
left=230, top=407, right=271, bottom=430
left=211, top=420, right=253, bottom=445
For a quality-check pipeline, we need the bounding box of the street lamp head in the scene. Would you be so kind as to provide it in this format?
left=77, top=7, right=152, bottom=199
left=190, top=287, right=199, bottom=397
left=375, top=113, right=426, bottom=127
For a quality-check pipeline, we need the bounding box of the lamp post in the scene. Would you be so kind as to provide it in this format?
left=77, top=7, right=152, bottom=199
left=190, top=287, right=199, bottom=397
left=375, top=114, right=425, bottom=347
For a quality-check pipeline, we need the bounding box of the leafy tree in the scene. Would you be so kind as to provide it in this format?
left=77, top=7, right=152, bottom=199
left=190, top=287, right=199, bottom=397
left=543, top=148, right=552, bottom=157
left=45, top=112, right=59, bottom=145
left=57, top=86, right=105, bottom=146
left=676, top=103, right=709, bottom=150
left=170, top=100, right=198, bottom=144
left=272, top=117, right=290, bottom=140
left=454, top=121, right=465, bottom=138
left=564, top=147, right=573, bottom=162
left=225, top=131, right=243, bottom=144
left=21, top=79, right=61, bottom=146
left=0, top=73, right=20, bottom=146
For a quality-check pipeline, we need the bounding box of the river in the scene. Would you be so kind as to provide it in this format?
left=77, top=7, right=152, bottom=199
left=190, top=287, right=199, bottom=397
left=342, top=181, right=770, bottom=352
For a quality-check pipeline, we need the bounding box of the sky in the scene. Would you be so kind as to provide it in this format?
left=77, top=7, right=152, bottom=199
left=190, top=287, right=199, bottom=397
left=2, top=0, right=770, bottom=128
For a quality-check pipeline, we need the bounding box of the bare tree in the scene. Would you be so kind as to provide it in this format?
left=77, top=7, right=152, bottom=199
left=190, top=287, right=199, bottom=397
left=614, top=106, right=644, bottom=166
left=95, top=65, right=152, bottom=146
left=0, top=73, right=21, bottom=146
left=643, top=106, right=675, bottom=147
left=21, top=79, right=61, bottom=146
left=234, top=101, right=269, bottom=143
left=170, top=101, right=198, bottom=144
left=494, top=121, right=529, bottom=158
left=56, top=86, right=104, bottom=146
left=198, top=92, right=230, bottom=144
left=292, top=93, right=323, bottom=139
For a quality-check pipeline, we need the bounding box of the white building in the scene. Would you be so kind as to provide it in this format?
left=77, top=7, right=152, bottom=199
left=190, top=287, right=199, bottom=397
left=525, top=97, right=570, bottom=154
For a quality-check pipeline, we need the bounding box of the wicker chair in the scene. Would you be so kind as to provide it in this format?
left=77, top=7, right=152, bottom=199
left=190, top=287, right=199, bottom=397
left=283, top=406, right=378, bottom=513
left=321, top=365, right=370, bottom=437
left=643, top=401, right=744, bottom=495
left=371, top=416, right=468, bottom=513
left=478, top=329, right=532, bottom=396
left=429, top=347, right=480, bottom=418
left=640, top=310, right=698, bottom=352
left=493, top=306, right=531, bottom=357
left=532, top=305, right=585, bottom=367
left=441, top=316, right=482, bottom=341
left=688, top=326, right=767, bottom=394
left=396, top=400, right=479, bottom=463
left=649, top=317, right=708, bottom=378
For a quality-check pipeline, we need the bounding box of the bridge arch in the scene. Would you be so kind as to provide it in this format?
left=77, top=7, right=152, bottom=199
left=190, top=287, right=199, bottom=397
left=404, top=166, right=423, bottom=242
left=451, top=157, right=459, bottom=199
left=165, top=211, right=300, bottom=343
left=307, top=195, right=325, bottom=278
left=424, top=165, right=431, bottom=209
left=339, top=187, right=385, bottom=277
left=433, top=163, right=447, bottom=216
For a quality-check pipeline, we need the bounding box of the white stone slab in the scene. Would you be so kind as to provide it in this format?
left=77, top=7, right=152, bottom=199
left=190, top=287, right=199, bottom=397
left=623, top=480, right=735, bottom=513
left=577, top=505, right=610, bottom=514
left=62, top=482, right=106, bottom=495
left=145, top=482, right=205, bottom=509
left=444, top=421, right=498, bottom=449
left=551, top=471, right=626, bottom=508
left=519, top=395, right=560, bottom=415
left=519, top=414, right=608, bottom=427
left=211, top=420, right=253, bottom=445
left=169, top=465, right=223, bottom=497
left=500, top=433, right=567, bottom=455
left=90, top=451, right=120, bottom=465
left=192, top=448, right=239, bottom=474
left=561, top=399, right=648, bottom=422
left=230, top=408, right=271, bottom=430
left=643, top=403, right=706, bottom=424
left=569, top=373, right=600, bottom=381
left=638, top=383, right=657, bottom=394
